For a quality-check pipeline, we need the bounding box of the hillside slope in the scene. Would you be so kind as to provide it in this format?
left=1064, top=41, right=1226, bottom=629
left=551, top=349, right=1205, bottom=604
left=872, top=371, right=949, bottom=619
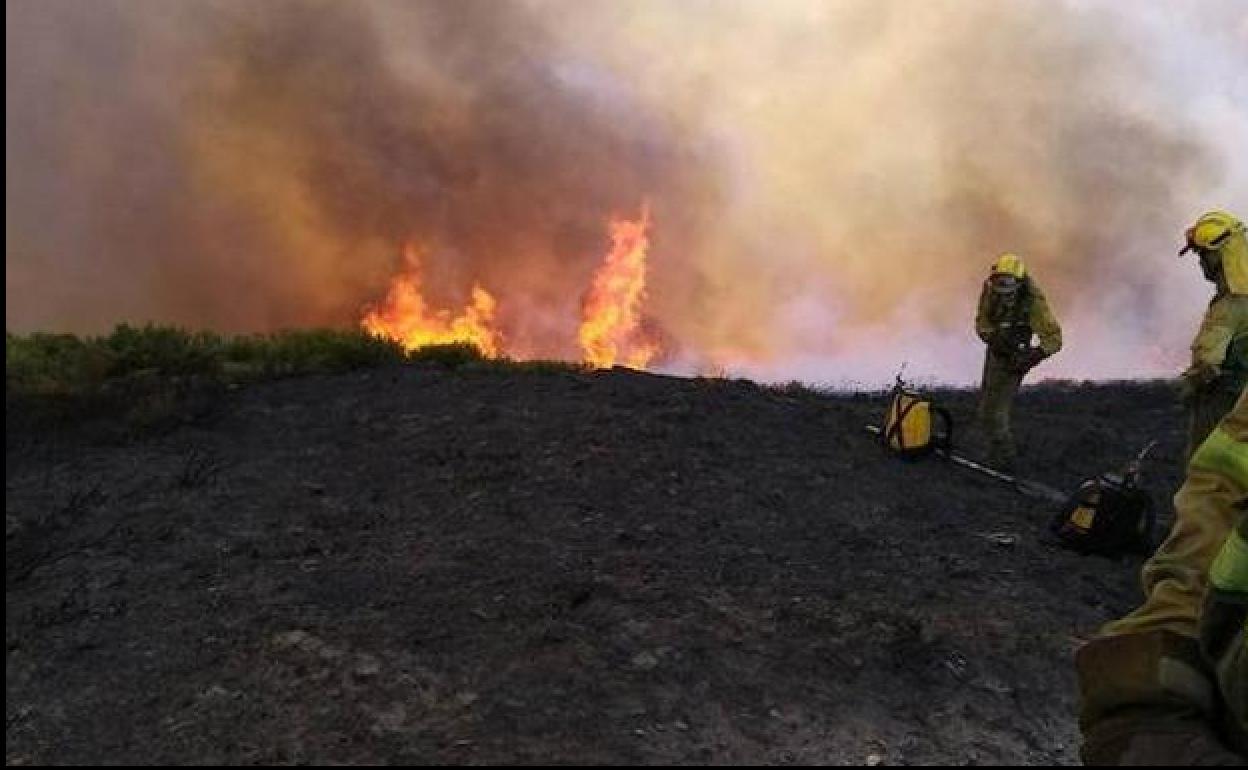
left=6, top=366, right=1187, bottom=764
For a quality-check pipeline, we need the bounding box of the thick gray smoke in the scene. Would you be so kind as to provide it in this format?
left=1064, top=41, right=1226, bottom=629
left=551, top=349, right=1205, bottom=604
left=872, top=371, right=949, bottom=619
left=7, top=0, right=1247, bottom=382
left=6, top=0, right=716, bottom=359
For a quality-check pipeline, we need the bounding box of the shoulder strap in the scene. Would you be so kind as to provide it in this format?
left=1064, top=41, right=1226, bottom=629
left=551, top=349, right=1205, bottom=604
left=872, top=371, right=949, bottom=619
left=884, top=392, right=922, bottom=453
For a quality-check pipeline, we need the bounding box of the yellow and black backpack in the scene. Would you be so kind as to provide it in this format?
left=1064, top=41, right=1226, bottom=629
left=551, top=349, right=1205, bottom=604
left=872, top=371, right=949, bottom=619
left=881, top=378, right=953, bottom=459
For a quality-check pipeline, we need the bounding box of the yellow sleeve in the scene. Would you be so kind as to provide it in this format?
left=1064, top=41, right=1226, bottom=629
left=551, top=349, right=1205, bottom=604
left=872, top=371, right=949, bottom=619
left=1190, top=295, right=1248, bottom=370
left=1101, top=391, right=1248, bottom=640
left=1028, top=285, right=1063, bottom=356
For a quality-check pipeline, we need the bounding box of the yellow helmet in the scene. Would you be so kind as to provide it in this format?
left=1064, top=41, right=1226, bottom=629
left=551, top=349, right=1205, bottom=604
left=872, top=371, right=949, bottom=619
left=1180, top=210, right=1248, bottom=295
left=1180, top=210, right=1244, bottom=255
left=992, top=253, right=1026, bottom=280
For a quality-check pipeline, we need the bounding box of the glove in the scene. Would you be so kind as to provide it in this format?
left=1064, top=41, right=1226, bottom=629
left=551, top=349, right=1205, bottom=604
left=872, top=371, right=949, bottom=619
left=987, top=336, right=1025, bottom=360
left=1016, top=347, right=1047, bottom=373
left=1179, top=363, right=1221, bottom=405
left=1083, top=710, right=1244, bottom=765
left=1077, top=631, right=1245, bottom=765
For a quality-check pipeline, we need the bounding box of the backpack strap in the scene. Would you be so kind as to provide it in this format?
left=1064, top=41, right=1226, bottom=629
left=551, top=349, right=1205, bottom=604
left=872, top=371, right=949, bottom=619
left=930, top=405, right=953, bottom=451
left=884, top=390, right=921, bottom=454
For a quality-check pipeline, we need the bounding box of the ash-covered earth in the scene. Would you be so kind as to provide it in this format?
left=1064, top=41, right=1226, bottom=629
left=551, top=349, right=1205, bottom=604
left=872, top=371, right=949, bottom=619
left=6, top=365, right=1187, bottom=764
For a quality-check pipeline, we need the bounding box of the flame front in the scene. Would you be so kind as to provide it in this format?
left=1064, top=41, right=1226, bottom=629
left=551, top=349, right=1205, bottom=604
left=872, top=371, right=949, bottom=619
left=364, top=205, right=660, bottom=367
left=578, top=204, right=660, bottom=369
left=361, top=243, right=502, bottom=357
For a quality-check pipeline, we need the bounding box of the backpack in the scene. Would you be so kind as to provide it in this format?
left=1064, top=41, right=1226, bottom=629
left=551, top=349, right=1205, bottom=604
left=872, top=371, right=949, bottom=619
left=881, top=381, right=953, bottom=459
left=1050, top=471, right=1156, bottom=556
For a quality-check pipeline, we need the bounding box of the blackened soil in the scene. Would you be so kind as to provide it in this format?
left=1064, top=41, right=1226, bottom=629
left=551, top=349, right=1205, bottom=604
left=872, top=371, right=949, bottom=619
left=5, top=366, right=1187, bottom=764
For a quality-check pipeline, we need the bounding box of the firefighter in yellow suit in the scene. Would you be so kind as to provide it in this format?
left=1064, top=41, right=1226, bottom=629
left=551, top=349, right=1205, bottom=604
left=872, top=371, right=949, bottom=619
left=1076, top=391, right=1247, bottom=763
left=1178, top=210, right=1248, bottom=460
left=974, top=254, right=1063, bottom=470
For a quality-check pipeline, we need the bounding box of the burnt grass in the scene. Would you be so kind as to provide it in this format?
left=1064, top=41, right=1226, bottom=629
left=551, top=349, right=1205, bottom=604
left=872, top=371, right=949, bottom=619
left=6, top=364, right=1187, bottom=765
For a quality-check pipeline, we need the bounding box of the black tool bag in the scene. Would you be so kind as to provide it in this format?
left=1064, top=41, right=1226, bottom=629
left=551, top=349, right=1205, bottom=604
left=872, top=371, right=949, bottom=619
left=1049, top=472, right=1156, bottom=556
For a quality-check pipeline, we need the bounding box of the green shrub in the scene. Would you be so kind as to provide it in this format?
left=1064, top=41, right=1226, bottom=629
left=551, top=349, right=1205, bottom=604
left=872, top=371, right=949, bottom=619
left=6, top=326, right=409, bottom=436
left=8, top=325, right=599, bottom=432
left=101, top=324, right=224, bottom=379
left=6, top=332, right=111, bottom=396
left=224, top=329, right=405, bottom=379
left=407, top=341, right=487, bottom=369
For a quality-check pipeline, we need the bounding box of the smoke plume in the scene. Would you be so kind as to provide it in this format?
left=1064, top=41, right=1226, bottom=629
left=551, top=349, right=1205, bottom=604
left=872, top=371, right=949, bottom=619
left=7, top=0, right=1247, bottom=383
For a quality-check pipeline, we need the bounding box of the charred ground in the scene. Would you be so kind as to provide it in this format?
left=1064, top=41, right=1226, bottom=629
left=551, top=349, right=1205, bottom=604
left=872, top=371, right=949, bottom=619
left=6, top=364, right=1186, bottom=764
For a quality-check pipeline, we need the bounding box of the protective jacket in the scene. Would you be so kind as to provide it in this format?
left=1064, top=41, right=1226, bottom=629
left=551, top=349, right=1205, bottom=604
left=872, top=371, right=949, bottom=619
left=1181, top=211, right=1248, bottom=458
left=1077, top=391, right=1248, bottom=763
left=1188, top=292, right=1248, bottom=398
left=975, top=277, right=1063, bottom=363
left=972, top=275, right=1062, bottom=470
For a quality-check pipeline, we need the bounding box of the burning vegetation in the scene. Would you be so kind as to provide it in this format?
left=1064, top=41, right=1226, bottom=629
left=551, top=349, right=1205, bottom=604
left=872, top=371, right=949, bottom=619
left=361, top=204, right=661, bottom=369
left=360, top=245, right=503, bottom=359
left=579, top=204, right=661, bottom=370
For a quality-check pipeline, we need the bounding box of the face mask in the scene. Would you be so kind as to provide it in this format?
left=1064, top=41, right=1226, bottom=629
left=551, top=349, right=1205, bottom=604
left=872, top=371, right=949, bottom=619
left=991, top=274, right=1020, bottom=293
left=1199, top=249, right=1222, bottom=283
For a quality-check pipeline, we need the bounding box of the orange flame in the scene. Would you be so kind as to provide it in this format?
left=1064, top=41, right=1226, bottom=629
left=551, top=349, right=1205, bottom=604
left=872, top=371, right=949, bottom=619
left=579, top=204, right=659, bottom=369
left=361, top=243, right=502, bottom=357
left=364, top=205, right=661, bottom=367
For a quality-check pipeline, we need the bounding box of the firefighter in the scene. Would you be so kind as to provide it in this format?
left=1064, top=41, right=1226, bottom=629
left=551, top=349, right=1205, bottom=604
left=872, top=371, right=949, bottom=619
left=1076, top=391, right=1247, bottom=764
left=1178, top=210, right=1248, bottom=461
left=973, top=253, right=1063, bottom=471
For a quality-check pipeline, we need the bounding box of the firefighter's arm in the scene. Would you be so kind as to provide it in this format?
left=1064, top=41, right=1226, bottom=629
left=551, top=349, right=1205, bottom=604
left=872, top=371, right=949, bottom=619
left=1078, top=399, right=1248, bottom=764
left=1100, top=408, right=1247, bottom=642
left=1185, top=296, right=1248, bottom=388
left=975, top=284, right=995, bottom=346
left=1078, top=515, right=1247, bottom=766
left=1028, top=287, right=1063, bottom=357
left=1076, top=631, right=1239, bottom=765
